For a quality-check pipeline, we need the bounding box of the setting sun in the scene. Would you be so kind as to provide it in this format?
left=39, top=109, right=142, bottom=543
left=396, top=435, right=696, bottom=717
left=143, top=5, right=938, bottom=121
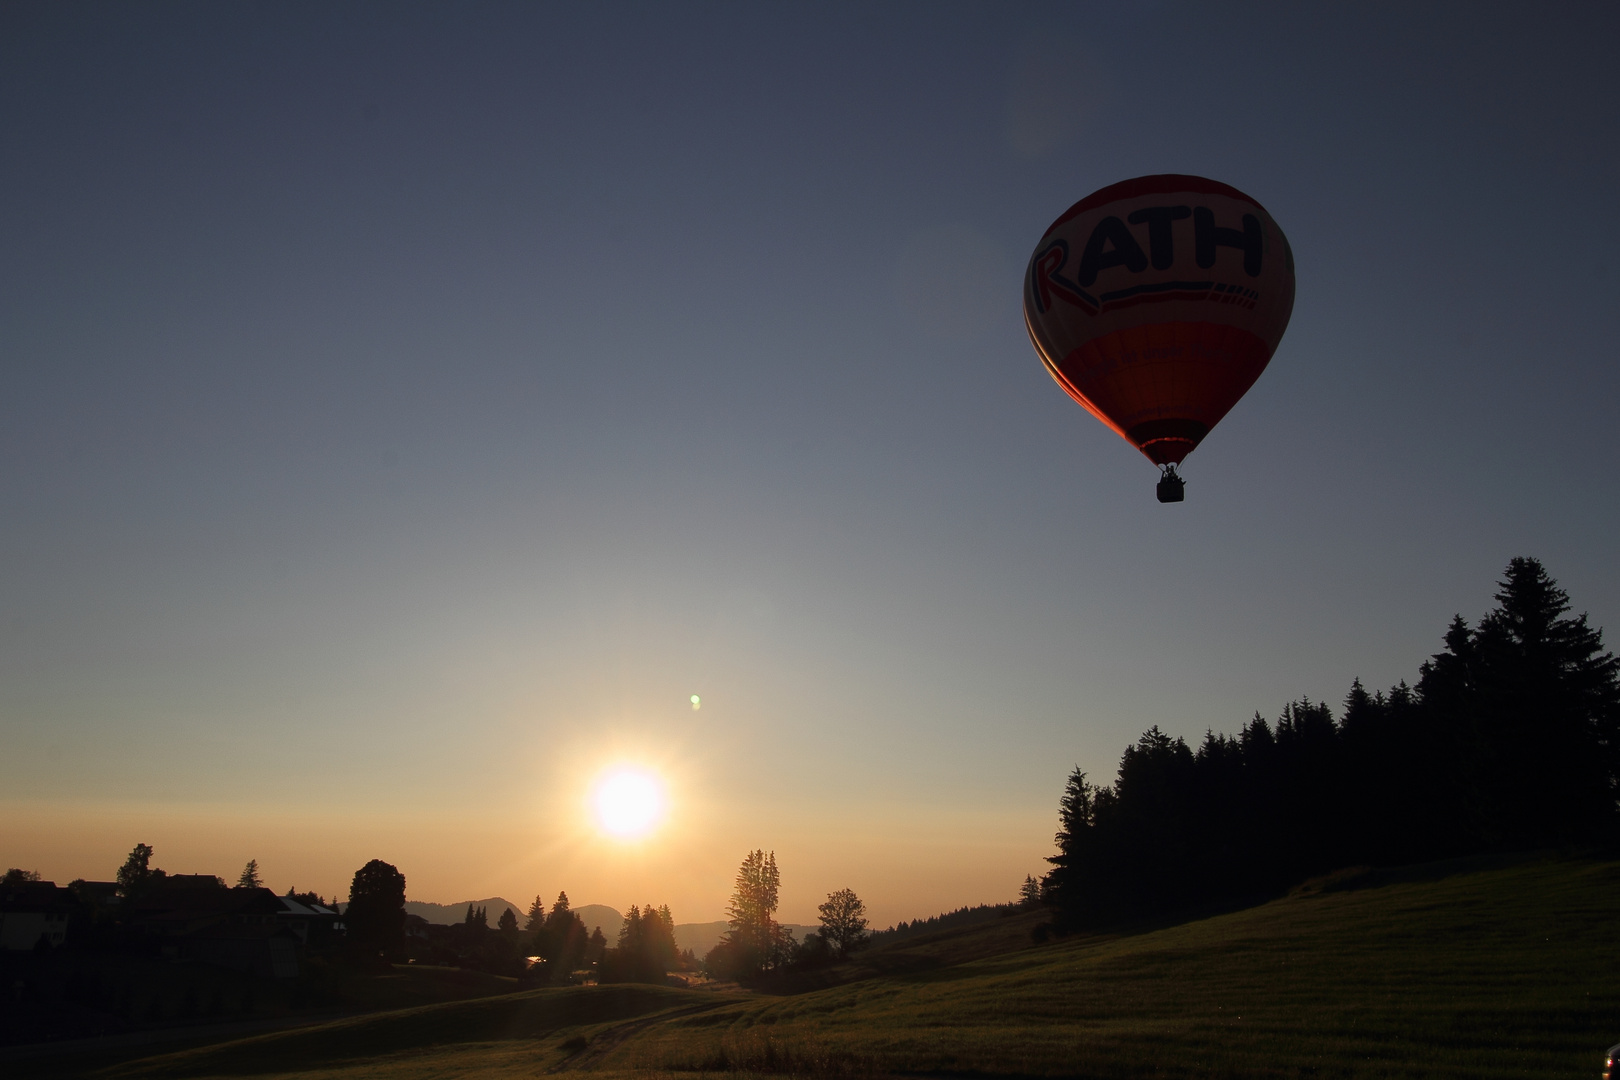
left=592, top=768, right=667, bottom=838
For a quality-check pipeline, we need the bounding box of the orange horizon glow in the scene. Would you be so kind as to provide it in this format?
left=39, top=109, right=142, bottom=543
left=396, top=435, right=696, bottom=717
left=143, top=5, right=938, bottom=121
left=0, top=793, right=1052, bottom=930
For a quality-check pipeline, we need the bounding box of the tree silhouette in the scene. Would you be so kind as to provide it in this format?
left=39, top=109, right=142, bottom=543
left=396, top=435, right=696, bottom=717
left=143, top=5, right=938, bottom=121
left=1041, top=768, right=1096, bottom=927
left=816, top=888, right=868, bottom=959
left=533, top=891, right=587, bottom=984
left=650, top=905, right=677, bottom=969
left=602, top=902, right=678, bottom=982
left=524, top=894, right=546, bottom=933
left=346, top=859, right=407, bottom=961
left=1, top=869, right=42, bottom=907
left=117, top=843, right=158, bottom=900
left=236, top=860, right=262, bottom=889
left=709, top=850, right=791, bottom=981
left=1420, top=556, right=1620, bottom=847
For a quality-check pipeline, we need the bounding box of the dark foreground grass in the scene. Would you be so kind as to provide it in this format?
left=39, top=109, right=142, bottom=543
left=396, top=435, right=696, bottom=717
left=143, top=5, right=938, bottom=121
left=72, top=854, right=1620, bottom=1079
left=66, top=985, right=719, bottom=1079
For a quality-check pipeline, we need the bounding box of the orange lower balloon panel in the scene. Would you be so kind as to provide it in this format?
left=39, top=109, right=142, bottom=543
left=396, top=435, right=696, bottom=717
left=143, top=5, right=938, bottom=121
left=1048, top=322, right=1274, bottom=466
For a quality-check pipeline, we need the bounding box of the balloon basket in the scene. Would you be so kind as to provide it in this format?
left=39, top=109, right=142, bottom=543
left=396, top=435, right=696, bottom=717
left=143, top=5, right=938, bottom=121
left=1156, top=468, right=1185, bottom=503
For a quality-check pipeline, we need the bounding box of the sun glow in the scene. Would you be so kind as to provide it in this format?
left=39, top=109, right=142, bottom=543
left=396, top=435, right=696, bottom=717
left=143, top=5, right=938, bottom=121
left=592, top=768, right=667, bottom=838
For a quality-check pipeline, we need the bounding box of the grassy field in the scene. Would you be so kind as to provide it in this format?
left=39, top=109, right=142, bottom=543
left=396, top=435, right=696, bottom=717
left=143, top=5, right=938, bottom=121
left=46, top=854, right=1620, bottom=1079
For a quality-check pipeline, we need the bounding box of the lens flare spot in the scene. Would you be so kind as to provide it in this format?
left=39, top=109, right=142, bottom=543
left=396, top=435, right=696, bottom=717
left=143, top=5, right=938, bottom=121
left=690, top=695, right=701, bottom=710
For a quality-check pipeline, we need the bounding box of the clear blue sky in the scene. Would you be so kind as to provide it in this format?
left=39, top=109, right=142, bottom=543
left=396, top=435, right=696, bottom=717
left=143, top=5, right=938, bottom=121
left=3, top=2, right=1617, bottom=925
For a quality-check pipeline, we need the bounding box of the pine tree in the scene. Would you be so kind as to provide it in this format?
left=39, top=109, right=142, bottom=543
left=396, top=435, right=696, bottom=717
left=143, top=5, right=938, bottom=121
left=601, top=901, right=677, bottom=982
left=618, top=904, right=642, bottom=952
left=1341, top=678, right=1376, bottom=734
left=524, top=895, right=546, bottom=933
left=236, top=860, right=263, bottom=889
left=650, top=904, right=677, bottom=972
left=1471, top=557, right=1620, bottom=844
left=715, top=850, right=789, bottom=980
left=535, top=892, right=587, bottom=984
left=1042, top=767, right=1095, bottom=927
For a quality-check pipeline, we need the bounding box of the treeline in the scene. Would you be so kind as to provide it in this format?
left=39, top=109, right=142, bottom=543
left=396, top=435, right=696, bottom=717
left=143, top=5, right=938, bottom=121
left=598, top=903, right=678, bottom=983
left=1043, top=557, right=1620, bottom=930
left=867, top=902, right=1018, bottom=947
left=349, top=864, right=689, bottom=984
left=433, top=890, right=603, bottom=981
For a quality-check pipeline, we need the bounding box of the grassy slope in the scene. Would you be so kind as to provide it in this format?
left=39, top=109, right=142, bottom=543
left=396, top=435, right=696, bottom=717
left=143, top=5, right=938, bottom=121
left=761, top=908, right=1051, bottom=994
left=86, top=855, right=1620, bottom=1079
left=80, top=984, right=722, bottom=1079
left=4, top=962, right=532, bottom=1079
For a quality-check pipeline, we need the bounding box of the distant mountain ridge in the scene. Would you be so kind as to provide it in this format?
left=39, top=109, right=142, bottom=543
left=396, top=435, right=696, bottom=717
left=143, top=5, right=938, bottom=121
left=403, top=898, right=623, bottom=938
left=674, top=921, right=821, bottom=958
left=404, top=897, right=526, bottom=925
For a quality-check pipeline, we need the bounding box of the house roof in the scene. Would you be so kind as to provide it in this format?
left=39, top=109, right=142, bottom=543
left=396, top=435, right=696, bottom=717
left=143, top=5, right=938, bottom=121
left=275, top=897, right=338, bottom=917
left=129, top=884, right=284, bottom=923
left=0, top=881, right=77, bottom=914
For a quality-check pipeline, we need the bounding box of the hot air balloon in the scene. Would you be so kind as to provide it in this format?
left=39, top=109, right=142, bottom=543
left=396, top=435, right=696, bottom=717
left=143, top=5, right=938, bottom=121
left=1023, top=175, right=1294, bottom=502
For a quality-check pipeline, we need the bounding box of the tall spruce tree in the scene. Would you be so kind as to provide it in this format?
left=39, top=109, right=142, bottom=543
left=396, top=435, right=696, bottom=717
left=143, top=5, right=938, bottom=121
left=1042, top=767, right=1096, bottom=927
left=711, top=850, right=790, bottom=980
left=524, top=895, right=546, bottom=933
left=1423, top=556, right=1620, bottom=846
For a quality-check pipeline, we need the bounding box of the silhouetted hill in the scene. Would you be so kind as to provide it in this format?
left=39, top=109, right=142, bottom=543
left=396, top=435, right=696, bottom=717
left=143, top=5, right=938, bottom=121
left=401, top=900, right=625, bottom=940
left=403, top=897, right=524, bottom=925
left=762, top=908, right=1045, bottom=993
left=572, top=905, right=623, bottom=940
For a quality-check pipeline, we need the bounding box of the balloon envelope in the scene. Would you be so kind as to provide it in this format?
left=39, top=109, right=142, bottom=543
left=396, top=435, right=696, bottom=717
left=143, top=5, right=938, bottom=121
left=1023, top=174, right=1295, bottom=466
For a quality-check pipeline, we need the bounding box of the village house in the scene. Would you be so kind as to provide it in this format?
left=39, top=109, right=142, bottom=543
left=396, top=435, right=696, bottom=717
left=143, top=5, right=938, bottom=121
left=0, top=880, right=76, bottom=951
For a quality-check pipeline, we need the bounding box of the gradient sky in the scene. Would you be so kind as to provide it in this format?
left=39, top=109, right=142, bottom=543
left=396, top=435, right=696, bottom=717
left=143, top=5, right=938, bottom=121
left=3, top=2, right=1618, bottom=928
